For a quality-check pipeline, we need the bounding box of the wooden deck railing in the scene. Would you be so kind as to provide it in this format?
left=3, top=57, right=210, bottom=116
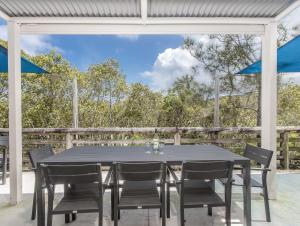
left=0, top=126, right=299, bottom=170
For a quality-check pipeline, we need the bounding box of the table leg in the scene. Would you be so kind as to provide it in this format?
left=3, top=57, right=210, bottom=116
left=208, top=180, right=215, bottom=216
left=243, top=163, right=251, bottom=226
left=36, top=163, right=45, bottom=226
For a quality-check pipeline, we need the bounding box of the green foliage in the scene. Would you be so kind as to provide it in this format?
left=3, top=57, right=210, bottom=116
left=121, top=83, right=162, bottom=127
left=0, top=29, right=299, bottom=129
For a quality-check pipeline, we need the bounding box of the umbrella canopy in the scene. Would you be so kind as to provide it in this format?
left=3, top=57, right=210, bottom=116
left=0, top=45, right=47, bottom=73
left=238, top=35, right=300, bottom=74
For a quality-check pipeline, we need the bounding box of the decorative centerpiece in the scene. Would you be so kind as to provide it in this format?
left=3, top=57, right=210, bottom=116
left=145, top=136, right=165, bottom=155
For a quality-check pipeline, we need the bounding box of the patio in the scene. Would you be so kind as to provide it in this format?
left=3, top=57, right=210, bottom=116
left=1, top=0, right=300, bottom=226
left=1, top=171, right=299, bottom=226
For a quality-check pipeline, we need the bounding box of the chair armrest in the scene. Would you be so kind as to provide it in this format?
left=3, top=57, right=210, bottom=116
left=167, top=165, right=181, bottom=184
left=233, top=166, right=243, bottom=170
left=103, top=167, right=113, bottom=189
left=251, top=168, right=271, bottom=172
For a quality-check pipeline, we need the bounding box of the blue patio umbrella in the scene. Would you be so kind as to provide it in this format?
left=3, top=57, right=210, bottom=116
left=0, top=45, right=47, bottom=73
left=238, top=35, right=300, bottom=74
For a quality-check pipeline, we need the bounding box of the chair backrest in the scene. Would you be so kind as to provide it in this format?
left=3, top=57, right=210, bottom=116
left=41, top=163, right=102, bottom=186
left=0, top=136, right=8, bottom=147
left=116, top=162, right=165, bottom=182
left=244, top=144, right=273, bottom=168
left=29, top=145, right=54, bottom=169
left=181, top=161, right=234, bottom=181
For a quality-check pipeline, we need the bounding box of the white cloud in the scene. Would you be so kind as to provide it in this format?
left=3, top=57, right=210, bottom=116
left=0, top=25, right=61, bottom=55
left=182, top=34, right=211, bottom=44
left=116, top=35, right=139, bottom=41
left=142, top=47, right=211, bottom=91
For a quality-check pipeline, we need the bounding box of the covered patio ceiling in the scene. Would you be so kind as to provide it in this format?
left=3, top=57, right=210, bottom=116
left=0, top=0, right=299, bottom=34
left=0, top=2, right=300, bottom=226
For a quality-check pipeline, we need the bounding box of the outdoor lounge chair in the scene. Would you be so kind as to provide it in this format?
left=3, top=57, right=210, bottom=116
left=220, top=144, right=273, bottom=222
left=113, top=162, right=166, bottom=226
left=0, top=136, right=8, bottom=185
left=29, top=145, right=55, bottom=220
left=168, top=161, right=234, bottom=226
left=41, top=163, right=109, bottom=226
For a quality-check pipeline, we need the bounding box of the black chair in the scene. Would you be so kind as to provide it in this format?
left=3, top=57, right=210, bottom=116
left=168, top=161, right=234, bottom=226
left=0, top=136, right=9, bottom=185
left=28, top=145, right=55, bottom=220
left=41, top=163, right=109, bottom=226
left=221, top=144, right=273, bottom=222
left=113, top=162, right=166, bottom=226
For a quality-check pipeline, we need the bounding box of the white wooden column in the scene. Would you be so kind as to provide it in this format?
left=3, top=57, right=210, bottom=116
left=8, top=21, right=22, bottom=205
left=72, top=76, right=79, bottom=128
left=261, top=22, right=277, bottom=199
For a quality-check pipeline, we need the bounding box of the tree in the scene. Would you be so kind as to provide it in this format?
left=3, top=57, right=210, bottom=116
left=23, top=50, right=77, bottom=127
left=83, top=59, right=127, bottom=126
left=183, top=29, right=288, bottom=127
left=120, top=83, right=163, bottom=127
left=170, top=74, right=213, bottom=105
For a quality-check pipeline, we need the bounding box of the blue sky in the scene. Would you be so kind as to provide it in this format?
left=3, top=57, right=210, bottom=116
left=1, top=18, right=198, bottom=89
left=1, top=9, right=300, bottom=89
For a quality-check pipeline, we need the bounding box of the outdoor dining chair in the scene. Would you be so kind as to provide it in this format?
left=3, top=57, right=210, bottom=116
left=113, top=161, right=166, bottom=226
left=41, top=163, right=109, bottom=226
left=29, top=145, right=54, bottom=220
left=220, top=144, right=273, bottom=222
left=168, top=161, right=234, bottom=226
left=0, top=136, right=8, bottom=185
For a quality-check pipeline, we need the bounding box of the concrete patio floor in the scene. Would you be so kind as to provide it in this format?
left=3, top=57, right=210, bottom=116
left=0, top=172, right=300, bottom=226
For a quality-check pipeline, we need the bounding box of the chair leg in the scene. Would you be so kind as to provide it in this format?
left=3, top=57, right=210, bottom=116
left=31, top=181, right=37, bottom=220
left=99, top=208, right=103, bottom=226
left=111, top=188, right=114, bottom=220
left=180, top=206, right=185, bottom=226
left=71, top=213, right=77, bottom=221
left=65, top=214, right=70, bottom=223
left=263, top=186, right=271, bottom=222
left=47, top=194, right=53, bottom=226
left=167, top=182, right=170, bottom=218
left=208, top=207, right=212, bottom=216
left=114, top=207, right=118, bottom=226
left=225, top=186, right=232, bottom=226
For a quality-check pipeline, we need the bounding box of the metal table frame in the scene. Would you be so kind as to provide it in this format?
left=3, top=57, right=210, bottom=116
left=36, top=145, right=251, bottom=226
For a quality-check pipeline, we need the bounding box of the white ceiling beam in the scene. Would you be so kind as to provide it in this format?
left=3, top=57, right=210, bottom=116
left=141, top=0, right=147, bottom=22
left=0, top=10, right=10, bottom=20
left=20, top=23, right=265, bottom=35
left=12, top=16, right=272, bottom=25
left=275, top=0, right=300, bottom=21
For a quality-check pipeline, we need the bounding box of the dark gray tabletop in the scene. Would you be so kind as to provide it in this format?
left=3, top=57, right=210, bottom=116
left=39, top=144, right=249, bottom=165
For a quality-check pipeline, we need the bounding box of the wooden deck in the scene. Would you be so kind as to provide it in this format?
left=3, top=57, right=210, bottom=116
left=0, top=172, right=300, bottom=226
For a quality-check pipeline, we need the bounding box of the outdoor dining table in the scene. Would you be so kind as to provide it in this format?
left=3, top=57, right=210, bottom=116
left=36, top=144, right=252, bottom=226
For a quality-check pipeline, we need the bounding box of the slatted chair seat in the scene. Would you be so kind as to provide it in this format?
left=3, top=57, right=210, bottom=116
left=119, top=180, right=161, bottom=209
left=53, top=195, right=100, bottom=214
left=113, top=162, right=166, bottom=226
left=219, top=144, right=273, bottom=222
left=235, top=174, right=262, bottom=187
left=184, top=189, right=225, bottom=207
left=168, top=161, right=234, bottom=226
left=219, top=174, right=263, bottom=188
left=41, top=163, right=107, bottom=226
left=28, top=145, right=55, bottom=220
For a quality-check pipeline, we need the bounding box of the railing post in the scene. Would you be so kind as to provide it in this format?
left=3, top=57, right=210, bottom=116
left=281, top=132, right=289, bottom=170
left=66, top=133, right=73, bottom=149
left=174, top=132, right=181, bottom=145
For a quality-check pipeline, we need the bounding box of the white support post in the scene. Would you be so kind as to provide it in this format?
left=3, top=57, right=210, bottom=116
left=8, top=21, right=22, bottom=205
left=140, top=0, right=147, bottom=22
left=72, top=76, right=79, bottom=128
left=213, top=73, right=220, bottom=127
left=261, top=22, right=277, bottom=199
